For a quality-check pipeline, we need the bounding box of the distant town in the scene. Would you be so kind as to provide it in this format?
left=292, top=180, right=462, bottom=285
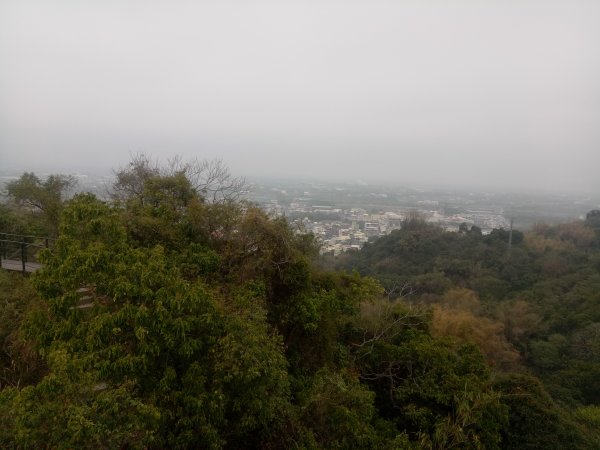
left=247, top=178, right=599, bottom=256
left=254, top=184, right=509, bottom=255
left=2, top=168, right=599, bottom=256
left=259, top=195, right=509, bottom=253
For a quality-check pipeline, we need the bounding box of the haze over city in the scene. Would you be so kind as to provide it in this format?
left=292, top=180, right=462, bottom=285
left=1, top=0, right=599, bottom=193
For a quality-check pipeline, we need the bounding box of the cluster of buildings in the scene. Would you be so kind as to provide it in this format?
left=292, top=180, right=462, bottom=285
left=262, top=199, right=510, bottom=256
left=438, top=210, right=511, bottom=233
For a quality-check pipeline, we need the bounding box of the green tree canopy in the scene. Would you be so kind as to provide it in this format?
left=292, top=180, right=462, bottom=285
left=5, top=172, right=76, bottom=235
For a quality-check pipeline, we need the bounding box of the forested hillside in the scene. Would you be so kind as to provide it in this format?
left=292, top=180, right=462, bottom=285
left=336, top=213, right=600, bottom=447
left=1, top=158, right=599, bottom=448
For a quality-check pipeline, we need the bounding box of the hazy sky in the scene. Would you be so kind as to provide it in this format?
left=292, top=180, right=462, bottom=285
left=1, top=1, right=599, bottom=193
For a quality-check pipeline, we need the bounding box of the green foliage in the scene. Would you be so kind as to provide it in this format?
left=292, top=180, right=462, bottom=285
left=211, top=304, right=290, bottom=447
left=0, top=349, right=160, bottom=449
left=123, top=172, right=199, bottom=249
left=5, top=172, right=76, bottom=235
left=15, top=193, right=292, bottom=448
left=493, top=374, right=593, bottom=449
left=294, top=369, right=384, bottom=449
left=3, top=159, right=599, bottom=448
left=0, top=203, right=44, bottom=236
left=339, top=212, right=600, bottom=446
left=347, top=299, right=507, bottom=447
left=340, top=223, right=536, bottom=297
left=574, top=405, right=600, bottom=444
left=529, top=334, right=569, bottom=372
left=0, top=271, right=46, bottom=389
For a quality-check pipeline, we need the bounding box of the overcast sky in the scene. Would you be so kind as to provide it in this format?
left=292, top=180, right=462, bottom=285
left=1, top=0, right=599, bottom=193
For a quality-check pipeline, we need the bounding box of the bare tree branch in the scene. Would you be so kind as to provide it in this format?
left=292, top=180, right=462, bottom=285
left=184, top=158, right=247, bottom=204
left=111, top=154, right=248, bottom=205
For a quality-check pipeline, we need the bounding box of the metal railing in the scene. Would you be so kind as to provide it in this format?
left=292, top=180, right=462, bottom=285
left=0, top=233, right=55, bottom=274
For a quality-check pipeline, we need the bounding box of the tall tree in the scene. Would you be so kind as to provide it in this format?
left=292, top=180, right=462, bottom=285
left=5, top=172, right=76, bottom=235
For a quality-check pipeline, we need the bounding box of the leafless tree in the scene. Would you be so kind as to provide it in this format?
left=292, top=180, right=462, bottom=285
left=111, top=153, right=160, bottom=204
left=111, top=153, right=248, bottom=205
left=384, top=282, right=416, bottom=301
left=181, top=158, right=247, bottom=204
